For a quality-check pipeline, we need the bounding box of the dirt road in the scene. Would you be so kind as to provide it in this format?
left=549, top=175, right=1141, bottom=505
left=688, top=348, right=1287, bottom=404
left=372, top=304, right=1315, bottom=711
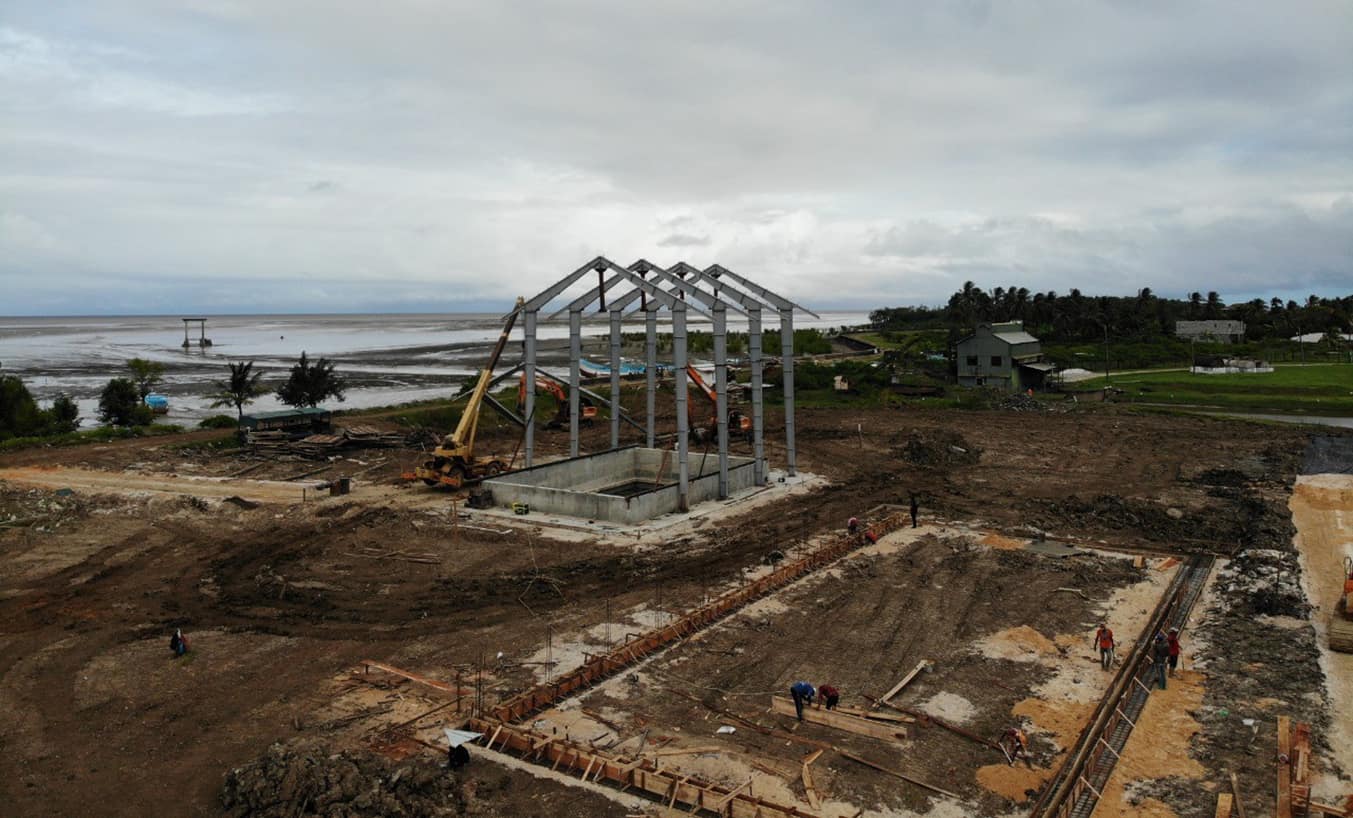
left=0, top=465, right=323, bottom=504
left=1291, top=474, right=1353, bottom=784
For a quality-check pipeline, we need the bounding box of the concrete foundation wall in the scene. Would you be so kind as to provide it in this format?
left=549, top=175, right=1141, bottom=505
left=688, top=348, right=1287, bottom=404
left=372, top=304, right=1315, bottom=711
left=484, top=446, right=755, bottom=524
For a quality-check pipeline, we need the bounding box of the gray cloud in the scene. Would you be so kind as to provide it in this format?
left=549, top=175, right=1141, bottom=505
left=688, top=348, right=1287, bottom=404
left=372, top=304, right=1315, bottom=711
left=1, top=1, right=1351, bottom=314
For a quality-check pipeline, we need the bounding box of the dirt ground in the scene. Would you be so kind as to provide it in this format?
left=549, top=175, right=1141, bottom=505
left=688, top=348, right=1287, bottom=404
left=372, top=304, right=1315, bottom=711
left=0, top=401, right=1337, bottom=817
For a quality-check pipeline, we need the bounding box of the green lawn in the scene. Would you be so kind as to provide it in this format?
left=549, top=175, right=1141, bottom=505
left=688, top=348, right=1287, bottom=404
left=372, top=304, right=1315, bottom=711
left=1069, top=363, right=1353, bottom=415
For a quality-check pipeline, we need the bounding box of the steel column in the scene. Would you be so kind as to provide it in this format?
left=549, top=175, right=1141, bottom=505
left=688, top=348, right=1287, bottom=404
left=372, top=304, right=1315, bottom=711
left=748, top=307, right=765, bottom=485
left=713, top=304, right=729, bottom=499
left=645, top=309, right=657, bottom=449
left=568, top=309, right=581, bottom=458
left=523, top=309, right=538, bottom=467
left=609, top=309, right=622, bottom=449
left=673, top=307, right=689, bottom=511
left=780, top=308, right=796, bottom=476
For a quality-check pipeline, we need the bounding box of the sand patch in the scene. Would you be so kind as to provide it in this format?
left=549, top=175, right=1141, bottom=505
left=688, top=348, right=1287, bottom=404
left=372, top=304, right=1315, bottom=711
left=976, top=626, right=1060, bottom=663
left=918, top=691, right=977, bottom=725
left=980, top=532, right=1027, bottom=550
left=1092, top=669, right=1206, bottom=818
left=976, top=764, right=1054, bottom=803
left=1013, top=697, right=1095, bottom=751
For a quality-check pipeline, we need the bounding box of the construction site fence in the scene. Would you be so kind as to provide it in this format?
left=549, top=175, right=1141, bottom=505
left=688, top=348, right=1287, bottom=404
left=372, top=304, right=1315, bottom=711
left=489, top=513, right=907, bottom=724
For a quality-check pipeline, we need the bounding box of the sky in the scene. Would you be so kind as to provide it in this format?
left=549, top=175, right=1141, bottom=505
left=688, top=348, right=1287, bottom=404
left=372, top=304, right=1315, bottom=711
left=1, top=1, right=1351, bottom=316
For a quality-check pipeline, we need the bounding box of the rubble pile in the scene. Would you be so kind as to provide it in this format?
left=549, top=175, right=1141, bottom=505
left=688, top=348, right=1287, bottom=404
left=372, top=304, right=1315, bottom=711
left=894, top=429, right=982, bottom=467
left=1217, top=548, right=1310, bottom=618
left=221, top=744, right=469, bottom=818
left=995, top=393, right=1048, bottom=412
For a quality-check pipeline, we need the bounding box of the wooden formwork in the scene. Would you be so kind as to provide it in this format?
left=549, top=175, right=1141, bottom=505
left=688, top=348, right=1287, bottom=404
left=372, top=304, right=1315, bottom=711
left=469, top=717, right=820, bottom=818
left=490, top=514, right=907, bottom=724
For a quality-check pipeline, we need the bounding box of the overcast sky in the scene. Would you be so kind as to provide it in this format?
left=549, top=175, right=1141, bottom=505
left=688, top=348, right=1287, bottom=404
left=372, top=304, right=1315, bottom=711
left=2, top=1, right=1350, bottom=315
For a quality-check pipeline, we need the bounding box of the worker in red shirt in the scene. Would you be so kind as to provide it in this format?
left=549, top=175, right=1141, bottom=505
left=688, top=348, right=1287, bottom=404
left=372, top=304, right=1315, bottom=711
left=1166, top=627, right=1182, bottom=676
left=1093, top=624, right=1115, bottom=671
left=818, top=684, right=840, bottom=710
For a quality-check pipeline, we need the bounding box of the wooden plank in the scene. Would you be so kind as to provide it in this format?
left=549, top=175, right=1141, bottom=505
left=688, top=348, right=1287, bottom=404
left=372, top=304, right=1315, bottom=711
left=647, top=745, right=723, bottom=758
left=360, top=659, right=467, bottom=693
left=830, top=703, right=914, bottom=723
left=1215, top=792, right=1234, bottom=818
left=1277, top=716, right=1292, bottom=818
left=802, top=762, right=821, bottom=810
left=771, top=697, right=907, bottom=742
left=875, top=660, right=931, bottom=706
left=1230, top=772, right=1247, bottom=818
left=838, top=750, right=959, bottom=799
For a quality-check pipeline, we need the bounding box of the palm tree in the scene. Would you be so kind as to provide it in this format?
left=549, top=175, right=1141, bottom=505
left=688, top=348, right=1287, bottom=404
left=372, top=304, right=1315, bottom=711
left=211, top=360, right=268, bottom=421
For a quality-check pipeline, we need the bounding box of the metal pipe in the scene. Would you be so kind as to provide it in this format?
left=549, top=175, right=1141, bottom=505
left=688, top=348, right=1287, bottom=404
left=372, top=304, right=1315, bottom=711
left=523, top=309, right=537, bottom=467
left=673, top=307, right=689, bottom=511
left=568, top=309, right=581, bottom=458
left=713, top=304, right=729, bottom=499
left=780, top=308, right=796, bottom=476
left=645, top=309, right=657, bottom=449
left=609, top=309, right=622, bottom=449
left=748, top=307, right=765, bottom=485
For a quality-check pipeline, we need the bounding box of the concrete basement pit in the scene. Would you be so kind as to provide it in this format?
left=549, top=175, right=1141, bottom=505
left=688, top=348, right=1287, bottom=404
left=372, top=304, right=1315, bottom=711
left=484, top=445, right=756, bottom=524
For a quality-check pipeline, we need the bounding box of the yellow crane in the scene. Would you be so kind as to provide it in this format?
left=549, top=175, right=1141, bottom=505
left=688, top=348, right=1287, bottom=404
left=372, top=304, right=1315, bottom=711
left=408, top=297, right=523, bottom=489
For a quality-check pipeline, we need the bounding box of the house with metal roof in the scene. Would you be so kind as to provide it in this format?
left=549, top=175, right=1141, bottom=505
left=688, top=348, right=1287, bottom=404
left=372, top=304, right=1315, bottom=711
left=956, top=321, right=1055, bottom=391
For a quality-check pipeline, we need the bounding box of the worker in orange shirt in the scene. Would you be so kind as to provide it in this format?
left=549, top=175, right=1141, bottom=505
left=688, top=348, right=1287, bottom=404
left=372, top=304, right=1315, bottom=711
left=1093, top=624, right=1115, bottom=671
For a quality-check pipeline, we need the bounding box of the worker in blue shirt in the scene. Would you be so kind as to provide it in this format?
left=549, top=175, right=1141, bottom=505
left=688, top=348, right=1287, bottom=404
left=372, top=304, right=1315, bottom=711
left=789, top=681, right=816, bottom=721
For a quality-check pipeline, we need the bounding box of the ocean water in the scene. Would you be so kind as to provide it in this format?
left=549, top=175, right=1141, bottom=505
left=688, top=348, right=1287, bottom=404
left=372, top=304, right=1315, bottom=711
left=0, top=311, right=867, bottom=426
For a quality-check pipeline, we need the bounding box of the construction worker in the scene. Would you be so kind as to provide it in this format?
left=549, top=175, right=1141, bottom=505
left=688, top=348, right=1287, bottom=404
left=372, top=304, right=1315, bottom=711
left=847, top=516, right=860, bottom=535
left=1093, top=624, right=1115, bottom=671
left=909, top=493, right=919, bottom=528
left=1166, top=627, right=1182, bottom=676
left=1000, top=727, right=1029, bottom=765
left=789, top=681, right=816, bottom=721
left=1152, top=633, right=1170, bottom=689
left=818, top=684, right=840, bottom=710
left=169, top=628, right=189, bottom=658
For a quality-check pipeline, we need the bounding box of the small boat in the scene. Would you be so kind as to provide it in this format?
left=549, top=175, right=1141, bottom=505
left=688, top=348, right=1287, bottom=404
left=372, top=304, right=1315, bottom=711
left=144, top=394, right=170, bottom=414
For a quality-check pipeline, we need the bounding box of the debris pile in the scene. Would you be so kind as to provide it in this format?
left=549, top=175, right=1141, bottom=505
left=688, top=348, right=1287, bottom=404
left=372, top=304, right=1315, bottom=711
left=1217, top=548, right=1310, bottom=618
left=221, top=743, right=468, bottom=818
left=995, top=393, right=1048, bottom=412
left=894, top=429, right=981, bottom=467
left=247, top=425, right=410, bottom=459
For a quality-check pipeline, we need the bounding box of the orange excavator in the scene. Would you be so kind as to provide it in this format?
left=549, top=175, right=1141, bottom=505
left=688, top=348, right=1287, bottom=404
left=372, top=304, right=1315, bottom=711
left=1332, top=557, right=1353, bottom=653
left=518, top=374, right=597, bottom=429
left=686, top=364, right=752, bottom=444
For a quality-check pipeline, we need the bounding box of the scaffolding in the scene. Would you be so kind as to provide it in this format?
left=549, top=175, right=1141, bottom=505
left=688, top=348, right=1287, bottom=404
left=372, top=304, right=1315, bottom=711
left=513, top=256, right=816, bottom=511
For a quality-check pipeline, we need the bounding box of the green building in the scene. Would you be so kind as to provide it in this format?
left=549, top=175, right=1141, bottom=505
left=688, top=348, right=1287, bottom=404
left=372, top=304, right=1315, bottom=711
left=956, top=322, right=1054, bottom=392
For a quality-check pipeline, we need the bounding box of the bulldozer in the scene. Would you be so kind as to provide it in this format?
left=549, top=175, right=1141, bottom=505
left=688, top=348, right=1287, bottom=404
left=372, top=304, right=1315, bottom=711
left=686, top=364, right=752, bottom=444
left=406, top=298, right=522, bottom=489
left=1331, top=556, right=1353, bottom=654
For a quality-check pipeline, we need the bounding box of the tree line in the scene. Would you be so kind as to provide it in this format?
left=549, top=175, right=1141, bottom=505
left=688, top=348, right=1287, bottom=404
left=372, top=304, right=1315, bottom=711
left=0, top=352, right=347, bottom=440
left=870, top=284, right=1353, bottom=344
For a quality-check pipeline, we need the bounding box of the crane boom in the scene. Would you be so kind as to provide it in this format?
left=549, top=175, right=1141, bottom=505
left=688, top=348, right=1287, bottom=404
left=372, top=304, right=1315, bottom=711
left=407, top=297, right=524, bottom=489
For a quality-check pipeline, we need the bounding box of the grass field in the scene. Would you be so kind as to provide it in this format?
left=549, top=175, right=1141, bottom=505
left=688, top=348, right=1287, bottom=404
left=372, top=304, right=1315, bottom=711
left=1070, top=363, right=1353, bottom=415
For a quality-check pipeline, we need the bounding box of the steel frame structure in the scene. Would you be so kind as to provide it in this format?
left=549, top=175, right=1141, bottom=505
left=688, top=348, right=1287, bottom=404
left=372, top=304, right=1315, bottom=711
left=513, top=256, right=816, bottom=510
